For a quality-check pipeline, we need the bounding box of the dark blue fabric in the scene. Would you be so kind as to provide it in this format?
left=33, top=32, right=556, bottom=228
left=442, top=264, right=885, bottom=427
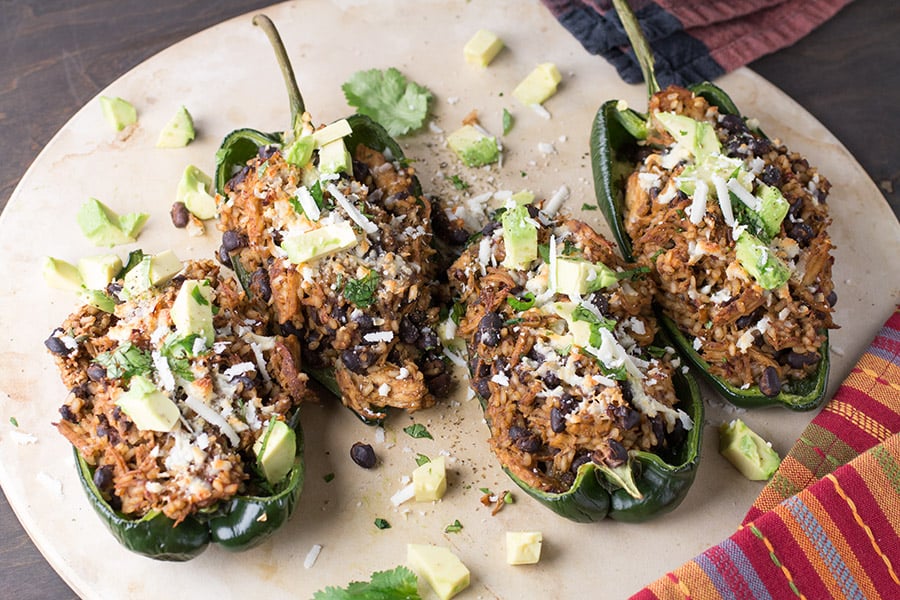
left=556, top=4, right=725, bottom=87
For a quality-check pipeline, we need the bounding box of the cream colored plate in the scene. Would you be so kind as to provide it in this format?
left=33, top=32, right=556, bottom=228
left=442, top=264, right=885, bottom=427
left=1, top=1, right=898, bottom=598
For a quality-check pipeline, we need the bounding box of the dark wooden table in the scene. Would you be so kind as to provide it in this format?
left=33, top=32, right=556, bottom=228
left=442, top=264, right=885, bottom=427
left=1, top=1, right=898, bottom=597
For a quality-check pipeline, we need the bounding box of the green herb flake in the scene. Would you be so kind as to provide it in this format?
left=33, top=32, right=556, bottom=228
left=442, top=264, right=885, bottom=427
left=415, top=453, right=431, bottom=466
left=341, top=67, right=432, bottom=137
left=323, top=472, right=335, bottom=483
left=288, top=195, right=305, bottom=216
left=190, top=284, right=209, bottom=306
left=374, top=518, right=391, bottom=530
left=581, top=203, right=598, bottom=211
left=675, top=209, right=686, bottom=219
left=343, top=270, right=381, bottom=309
left=309, top=181, right=325, bottom=209
left=615, top=266, right=650, bottom=281
left=450, top=302, right=466, bottom=326
left=93, top=342, right=153, bottom=381
left=650, top=249, right=666, bottom=262
left=9, top=417, right=18, bottom=428
left=444, top=519, right=463, bottom=534
left=403, top=424, right=432, bottom=440
left=479, top=487, right=492, bottom=495
left=520, top=171, right=528, bottom=178
left=159, top=333, right=203, bottom=381
left=503, top=491, right=514, bottom=504
left=704, top=320, right=714, bottom=330
left=449, top=175, right=469, bottom=190
left=506, top=292, right=535, bottom=312
left=258, top=160, right=270, bottom=177
left=502, top=108, right=514, bottom=135
left=503, top=318, right=523, bottom=326
left=312, top=565, right=420, bottom=600
left=646, top=345, right=668, bottom=358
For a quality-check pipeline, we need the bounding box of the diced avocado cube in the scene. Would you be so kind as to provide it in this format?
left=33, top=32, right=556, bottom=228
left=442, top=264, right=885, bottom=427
left=447, top=125, right=499, bottom=167
left=547, top=302, right=592, bottom=349
left=464, top=29, right=504, bottom=67
left=284, top=135, right=315, bottom=168
left=318, top=138, right=352, bottom=175
left=99, top=96, right=137, bottom=131
left=77, top=254, right=123, bottom=290
left=79, top=289, right=116, bottom=313
left=694, top=120, right=721, bottom=161
left=500, top=204, right=537, bottom=269
left=407, top=544, right=470, bottom=600
left=506, top=531, right=543, bottom=565
left=170, top=279, right=215, bottom=344
left=42, top=256, right=83, bottom=292
left=176, top=165, right=217, bottom=220
left=253, top=419, right=297, bottom=485
left=755, top=184, right=790, bottom=239
left=156, top=105, right=195, bottom=148
left=413, top=456, right=447, bottom=501
left=77, top=198, right=147, bottom=247
left=312, top=119, right=353, bottom=146
left=122, top=250, right=182, bottom=296
left=280, top=221, right=358, bottom=265
left=116, top=375, right=180, bottom=432
left=512, top=63, right=561, bottom=106
left=554, top=257, right=618, bottom=297
left=735, top=232, right=790, bottom=290
left=656, top=112, right=721, bottom=161
left=510, top=190, right=535, bottom=206
left=719, top=419, right=781, bottom=480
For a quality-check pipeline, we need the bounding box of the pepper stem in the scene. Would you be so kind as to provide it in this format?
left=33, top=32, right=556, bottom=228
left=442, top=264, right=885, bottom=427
left=252, top=14, right=306, bottom=138
left=610, top=0, right=660, bottom=97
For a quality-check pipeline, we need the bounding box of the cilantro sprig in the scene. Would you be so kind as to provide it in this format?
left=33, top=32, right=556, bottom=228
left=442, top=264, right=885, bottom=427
left=342, top=68, right=432, bottom=137
left=312, top=566, right=421, bottom=600
left=403, top=424, right=432, bottom=440
left=93, top=342, right=152, bottom=381
left=343, top=271, right=381, bottom=309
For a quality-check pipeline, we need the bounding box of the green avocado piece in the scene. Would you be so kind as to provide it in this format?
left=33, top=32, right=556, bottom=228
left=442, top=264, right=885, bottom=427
left=99, top=96, right=137, bottom=131
left=156, top=105, right=195, bottom=148
left=284, top=135, right=315, bottom=168
left=116, top=375, right=180, bottom=432
left=122, top=250, right=183, bottom=296
left=170, top=280, right=215, bottom=344
left=79, top=289, right=117, bottom=313
left=719, top=419, right=781, bottom=480
left=656, top=112, right=722, bottom=162
left=755, top=184, right=790, bottom=239
left=77, top=198, right=148, bottom=247
left=317, top=138, right=352, bottom=175
left=42, top=256, right=83, bottom=292
left=253, top=419, right=297, bottom=485
left=176, top=165, right=217, bottom=220
left=77, top=254, right=123, bottom=290
left=735, top=232, right=790, bottom=290
left=447, top=125, right=499, bottom=167
left=280, top=222, right=358, bottom=265
left=500, top=204, right=537, bottom=269
left=555, top=257, right=618, bottom=297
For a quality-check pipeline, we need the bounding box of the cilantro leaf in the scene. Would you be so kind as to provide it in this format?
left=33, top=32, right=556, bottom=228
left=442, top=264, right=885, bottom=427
left=9, top=417, right=18, bottom=427
left=581, top=203, right=598, bottom=211
left=312, top=566, right=421, bottom=600
left=444, top=519, right=463, bottom=533
left=507, top=292, right=535, bottom=312
left=450, top=302, right=465, bottom=326
left=93, top=343, right=153, bottom=381
left=449, top=175, right=469, bottom=190
left=502, top=108, right=514, bottom=135
left=342, top=68, right=432, bottom=137
left=415, top=453, right=431, bottom=466
left=374, top=518, right=391, bottom=530
left=160, top=333, right=204, bottom=381
left=403, top=424, right=432, bottom=440
left=343, top=271, right=381, bottom=309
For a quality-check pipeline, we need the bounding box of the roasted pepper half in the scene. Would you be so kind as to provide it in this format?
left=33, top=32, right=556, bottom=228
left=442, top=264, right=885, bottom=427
left=590, top=0, right=831, bottom=411
left=75, top=412, right=304, bottom=561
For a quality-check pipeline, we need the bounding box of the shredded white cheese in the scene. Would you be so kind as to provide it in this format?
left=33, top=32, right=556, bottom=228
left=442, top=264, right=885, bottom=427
left=711, top=174, right=735, bottom=226
left=296, top=186, right=320, bottom=221
left=443, top=347, right=467, bottom=368
left=378, top=383, right=391, bottom=397
left=10, top=430, right=38, bottom=445
left=727, top=178, right=759, bottom=211
left=328, top=183, right=378, bottom=235
left=391, top=483, right=416, bottom=506
left=530, top=104, right=552, bottom=119
left=689, top=180, right=709, bottom=224
left=183, top=394, right=239, bottom=446
left=543, top=185, right=569, bottom=216
left=548, top=235, right=558, bottom=294
left=304, top=544, right=323, bottom=569
left=152, top=351, right=176, bottom=392
left=363, top=331, right=394, bottom=343
left=223, top=362, right=255, bottom=380
left=537, top=142, right=556, bottom=154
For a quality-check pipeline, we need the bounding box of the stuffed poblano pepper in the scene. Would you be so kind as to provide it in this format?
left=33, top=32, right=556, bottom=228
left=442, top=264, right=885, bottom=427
left=47, top=257, right=307, bottom=560
left=590, top=0, right=835, bottom=410
left=214, top=16, right=452, bottom=424
left=448, top=199, right=702, bottom=522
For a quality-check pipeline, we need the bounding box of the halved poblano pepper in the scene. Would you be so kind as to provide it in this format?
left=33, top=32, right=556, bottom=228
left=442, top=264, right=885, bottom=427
left=590, top=0, right=831, bottom=411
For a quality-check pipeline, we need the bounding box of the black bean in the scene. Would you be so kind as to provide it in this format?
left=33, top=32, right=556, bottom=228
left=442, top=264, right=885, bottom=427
left=301, top=346, right=327, bottom=369
left=788, top=222, right=814, bottom=245
left=222, top=230, right=247, bottom=252
left=93, top=465, right=114, bottom=490
left=279, top=320, right=303, bottom=338
left=604, top=440, right=628, bottom=467
left=814, top=188, right=828, bottom=204
left=58, top=405, right=78, bottom=423
left=352, top=159, right=371, bottom=183
left=226, top=165, right=250, bottom=191
left=86, top=363, right=106, bottom=382
left=421, top=357, right=446, bottom=378
left=350, top=442, right=377, bottom=469
left=527, top=347, right=545, bottom=363
left=588, top=292, right=610, bottom=316
left=787, top=351, right=820, bottom=369
left=667, top=418, right=686, bottom=448
left=760, top=165, right=783, bottom=187
left=508, top=426, right=527, bottom=441
left=258, top=145, right=278, bottom=159
left=650, top=415, right=666, bottom=448
left=620, top=380, right=633, bottom=405
left=609, top=405, right=640, bottom=430
left=473, top=377, right=491, bottom=399
left=481, top=221, right=501, bottom=237
left=353, top=313, right=375, bottom=332
left=748, top=136, right=771, bottom=156
left=95, top=423, right=109, bottom=438
left=571, top=452, right=592, bottom=474
left=758, top=366, right=782, bottom=397
left=649, top=187, right=660, bottom=201
left=108, top=494, right=122, bottom=511
left=826, top=290, right=838, bottom=307
left=736, top=309, right=761, bottom=330
left=234, top=374, right=256, bottom=390
left=70, top=382, right=91, bottom=399
left=515, top=433, right=542, bottom=453
left=550, top=407, right=566, bottom=433
left=719, top=114, right=746, bottom=133
left=341, top=348, right=373, bottom=374
left=541, top=371, right=560, bottom=389
left=250, top=268, right=271, bottom=302
left=432, top=205, right=471, bottom=246
left=426, top=373, right=453, bottom=398
left=417, top=327, right=439, bottom=351
left=724, top=136, right=747, bottom=157
left=476, top=312, right=503, bottom=347
left=559, top=392, right=577, bottom=415
left=526, top=204, right=539, bottom=219
left=44, top=332, right=70, bottom=356
left=170, top=202, right=190, bottom=228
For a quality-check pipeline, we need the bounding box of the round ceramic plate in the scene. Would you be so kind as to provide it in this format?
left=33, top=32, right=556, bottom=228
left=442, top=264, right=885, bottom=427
left=1, top=1, right=898, bottom=598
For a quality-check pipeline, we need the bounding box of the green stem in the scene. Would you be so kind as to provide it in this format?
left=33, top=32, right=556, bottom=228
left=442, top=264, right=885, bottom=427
left=252, top=14, right=306, bottom=137
left=611, top=0, right=660, bottom=97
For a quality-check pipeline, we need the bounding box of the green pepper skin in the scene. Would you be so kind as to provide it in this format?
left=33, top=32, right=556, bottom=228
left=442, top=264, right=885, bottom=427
left=478, top=361, right=703, bottom=523
left=74, top=418, right=304, bottom=561
left=214, top=128, right=284, bottom=195
left=590, top=84, right=830, bottom=411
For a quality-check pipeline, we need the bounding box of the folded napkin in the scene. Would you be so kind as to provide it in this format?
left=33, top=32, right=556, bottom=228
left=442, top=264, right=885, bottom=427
left=632, top=308, right=900, bottom=599
left=541, top=0, right=853, bottom=86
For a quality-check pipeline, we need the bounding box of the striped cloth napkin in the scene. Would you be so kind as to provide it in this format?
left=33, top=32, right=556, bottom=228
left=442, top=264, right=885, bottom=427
left=540, top=0, right=852, bottom=86
left=632, top=308, right=900, bottom=599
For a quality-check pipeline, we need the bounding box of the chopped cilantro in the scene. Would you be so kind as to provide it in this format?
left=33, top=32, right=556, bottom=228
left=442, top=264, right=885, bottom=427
left=503, top=318, right=523, bottom=326
left=520, top=171, right=527, bottom=178
left=403, top=424, right=432, bottom=440
left=415, top=453, right=431, bottom=466
left=704, top=320, right=714, bottom=330
left=650, top=249, right=665, bottom=262
left=374, top=518, right=391, bottom=530
left=675, top=209, right=686, bottom=219
left=450, top=302, right=465, bottom=326
left=562, top=240, right=580, bottom=256
left=308, top=181, right=325, bottom=209
left=581, top=203, right=598, bottom=211
left=323, top=472, right=335, bottom=483
left=506, top=292, right=535, bottom=312
left=342, top=68, right=432, bottom=137
left=444, top=519, right=463, bottom=533
left=190, top=284, right=209, bottom=306
left=615, top=266, right=650, bottom=281
left=9, top=417, right=18, bottom=428
left=117, top=249, right=146, bottom=279
left=93, top=343, right=152, bottom=381
left=503, top=491, right=514, bottom=504
left=449, top=175, right=469, bottom=190
left=288, top=196, right=304, bottom=216
left=343, top=271, right=381, bottom=308
left=537, top=243, right=550, bottom=263
left=258, top=160, right=269, bottom=177
left=502, top=108, right=514, bottom=135
left=479, top=487, right=492, bottom=495
left=312, top=566, right=420, bottom=600
left=160, top=333, right=204, bottom=381
left=598, top=361, right=628, bottom=381
left=646, top=346, right=668, bottom=358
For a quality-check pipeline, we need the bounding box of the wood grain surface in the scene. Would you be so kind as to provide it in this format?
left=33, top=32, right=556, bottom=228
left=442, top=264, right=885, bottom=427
left=1, top=0, right=897, bottom=597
